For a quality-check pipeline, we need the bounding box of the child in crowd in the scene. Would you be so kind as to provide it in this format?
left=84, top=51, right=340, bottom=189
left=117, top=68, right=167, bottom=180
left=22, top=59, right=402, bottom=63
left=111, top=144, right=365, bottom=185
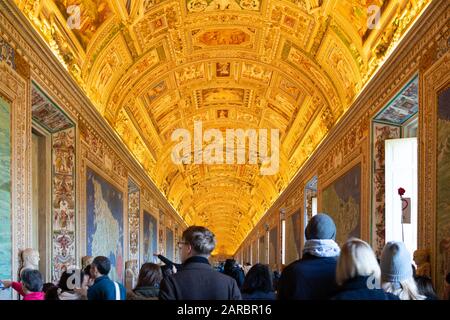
left=1, top=269, right=45, bottom=300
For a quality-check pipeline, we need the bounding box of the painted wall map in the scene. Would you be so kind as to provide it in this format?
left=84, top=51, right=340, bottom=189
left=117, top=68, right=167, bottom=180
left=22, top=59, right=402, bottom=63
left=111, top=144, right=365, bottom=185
left=285, top=211, right=301, bottom=264
left=0, top=97, right=11, bottom=300
left=322, top=164, right=361, bottom=245
left=143, top=210, right=157, bottom=263
left=437, top=87, right=450, bottom=297
left=86, top=168, right=124, bottom=282
left=166, top=228, right=174, bottom=261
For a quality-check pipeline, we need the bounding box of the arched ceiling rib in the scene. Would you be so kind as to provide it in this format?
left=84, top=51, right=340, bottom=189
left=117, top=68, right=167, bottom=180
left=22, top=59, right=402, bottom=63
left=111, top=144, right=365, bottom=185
left=16, top=0, right=430, bottom=255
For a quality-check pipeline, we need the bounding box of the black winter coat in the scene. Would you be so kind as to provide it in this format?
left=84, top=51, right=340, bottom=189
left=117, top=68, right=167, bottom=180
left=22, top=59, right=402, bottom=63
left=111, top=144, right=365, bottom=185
left=277, top=254, right=338, bottom=300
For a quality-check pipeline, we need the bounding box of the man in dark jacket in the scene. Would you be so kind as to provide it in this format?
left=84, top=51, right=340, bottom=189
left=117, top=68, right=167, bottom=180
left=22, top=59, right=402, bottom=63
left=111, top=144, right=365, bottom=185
left=87, top=256, right=126, bottom=300
left=224, top=259, right=245, bottom=289
left=277, top=213, right=340, bottom=300
left=159, top=226, right=242, bottom=300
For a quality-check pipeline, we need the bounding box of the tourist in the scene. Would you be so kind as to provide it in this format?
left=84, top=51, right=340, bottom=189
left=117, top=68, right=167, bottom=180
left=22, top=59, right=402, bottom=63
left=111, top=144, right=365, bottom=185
left=127, top=263, right=162, bottom=300
left=277, top=213, right=340, bottom=300
left=380, top=241, right=426, bottom=300
left=243, top=262, right=252, bottom=275
left=224, top=259, right=245, bottom=289
left=73, top=265, right=94, bottom=300
left=159, top=226, right=242, bottom=300
left=415, top=275, right=439, bottom=300
left=87, top=256, right=126, bottom=300
left=332, top=238, right=398, bottom=300
left=241, top=264, right=276, bottom=300
left=272, top=270, right=281, bottom=292
left=43, top=283, right=59, bottom=300
left=0, top=269, right=44, bottom=300
left=56, top=269, right=85, bottom=300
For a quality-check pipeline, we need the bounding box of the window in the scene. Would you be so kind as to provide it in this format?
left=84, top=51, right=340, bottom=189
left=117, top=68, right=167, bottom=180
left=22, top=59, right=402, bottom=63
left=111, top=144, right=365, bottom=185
left=385, top=138, right=418, bottom=256
left=311, top=197, right=318, bottom=217
left=281, top=219, right=286, bottom=265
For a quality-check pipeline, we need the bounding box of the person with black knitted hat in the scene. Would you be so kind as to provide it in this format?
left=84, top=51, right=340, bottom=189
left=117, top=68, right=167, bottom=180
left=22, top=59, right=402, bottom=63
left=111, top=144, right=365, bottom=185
left=277, top=213, right=340, bottom=300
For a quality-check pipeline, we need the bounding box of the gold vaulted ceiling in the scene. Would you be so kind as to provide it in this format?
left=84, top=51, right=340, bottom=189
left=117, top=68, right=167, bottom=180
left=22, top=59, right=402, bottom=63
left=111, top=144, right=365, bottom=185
left=16, top=0, right=430, bottom=255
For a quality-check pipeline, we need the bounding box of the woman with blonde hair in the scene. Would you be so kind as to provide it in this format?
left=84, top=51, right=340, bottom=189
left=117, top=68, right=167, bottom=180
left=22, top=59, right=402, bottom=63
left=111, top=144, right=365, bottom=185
left=380, top=241, right=426, bottom=300
left=332, top=238, right=399, bottom=300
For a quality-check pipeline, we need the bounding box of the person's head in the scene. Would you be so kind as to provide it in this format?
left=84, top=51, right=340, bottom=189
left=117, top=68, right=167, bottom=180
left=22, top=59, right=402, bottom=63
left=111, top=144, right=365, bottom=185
left=179, top=226, right=216, bottom=262
left=305, top=213, right=336, bottom=240
left=20, top=269, right=43, bottom=293
left=82, top=265, right=92, bottom=288
left=336, top=238, right=380, bottom=286
left=224, top=259, right=236, bottom=273
left=91, top=256, right=111, bottom=278
left=42, top=282, right=56, bottom=293
left=415, top=276, right=438, bottom=299
left=241, top=264, right=273, bottom=294
left=136, top=263, right=162, bottom=289
left=381, top=241, right=425, bottom=300
left=58, top=269, right=85, bottom=292
left=43, top=283, right=59, bottom=300
left=245, top=262, right=251, bottom=266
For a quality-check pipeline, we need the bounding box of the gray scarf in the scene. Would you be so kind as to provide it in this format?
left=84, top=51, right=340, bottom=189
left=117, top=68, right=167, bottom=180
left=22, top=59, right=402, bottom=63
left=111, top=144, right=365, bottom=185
left=303, top=239, right=340, bottom=258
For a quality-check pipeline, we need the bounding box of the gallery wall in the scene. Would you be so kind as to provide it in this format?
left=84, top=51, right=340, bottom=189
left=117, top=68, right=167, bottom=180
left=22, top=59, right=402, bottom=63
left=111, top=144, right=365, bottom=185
left=235, top=1, right=449, bottom=298
left=0, top=2, right=187, bottom=290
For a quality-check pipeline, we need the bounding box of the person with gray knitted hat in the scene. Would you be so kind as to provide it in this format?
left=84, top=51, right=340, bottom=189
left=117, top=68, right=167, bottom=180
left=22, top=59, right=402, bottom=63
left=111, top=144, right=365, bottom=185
left=380, top=241, right=426, bottom=300
left=278, top=213, right=340, bottom=300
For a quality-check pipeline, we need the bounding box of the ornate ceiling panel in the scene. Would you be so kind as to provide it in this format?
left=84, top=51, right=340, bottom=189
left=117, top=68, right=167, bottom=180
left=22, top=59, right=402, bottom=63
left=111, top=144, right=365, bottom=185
left=15, top=0, right=431, bottom=255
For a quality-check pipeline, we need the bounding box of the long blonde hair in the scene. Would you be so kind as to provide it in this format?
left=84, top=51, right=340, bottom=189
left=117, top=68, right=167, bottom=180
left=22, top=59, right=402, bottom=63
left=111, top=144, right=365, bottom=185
left=336, top=238, right=381, bottom=286
left=382, top=278, right=426, bottom=300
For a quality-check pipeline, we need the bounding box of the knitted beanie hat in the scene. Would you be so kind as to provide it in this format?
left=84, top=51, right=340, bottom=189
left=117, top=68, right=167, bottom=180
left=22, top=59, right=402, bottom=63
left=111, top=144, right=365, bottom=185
left=305, top=213, right=337, bottom=240
left=380, top=241, right=413, bottom=283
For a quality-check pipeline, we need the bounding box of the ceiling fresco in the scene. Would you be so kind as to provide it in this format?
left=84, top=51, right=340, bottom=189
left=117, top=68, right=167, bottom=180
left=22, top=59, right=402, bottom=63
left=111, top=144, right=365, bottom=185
left=14, top=0, right=430, bottom=255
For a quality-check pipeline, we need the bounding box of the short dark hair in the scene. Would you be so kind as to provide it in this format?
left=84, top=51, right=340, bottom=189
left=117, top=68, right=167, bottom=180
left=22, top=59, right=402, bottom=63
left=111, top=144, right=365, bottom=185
left=182, top=226, right=216, bottom=255
left=136, top=263, right=162, bottom=288
left=21, top=269, right=43, bottom=292
left=43, top=283, right=59, bottom=300
left=241, top=264, right=273, bottom=294
left=92, top=256, right=111, bottom=275
left=224, top=259, right=237, bottom=274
